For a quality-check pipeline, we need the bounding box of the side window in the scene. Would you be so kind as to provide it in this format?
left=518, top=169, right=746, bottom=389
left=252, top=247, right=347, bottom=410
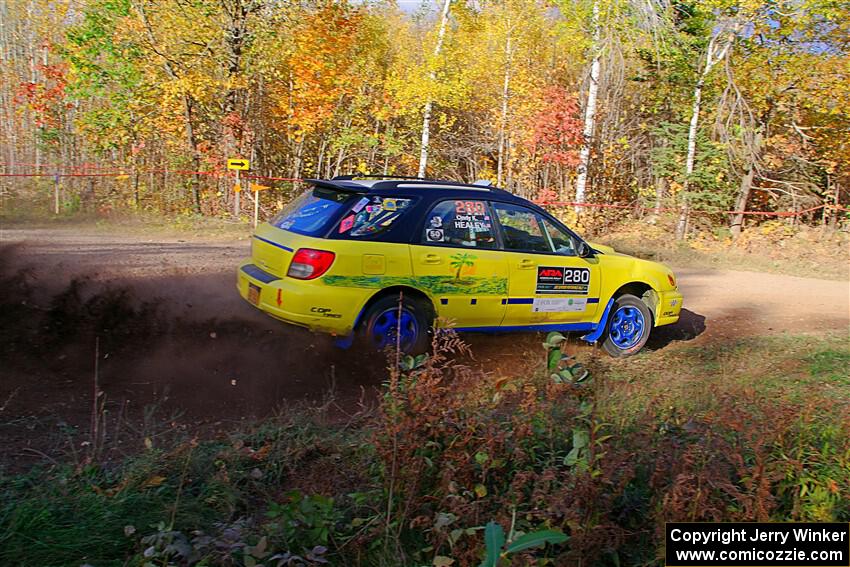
left=422, top=200, right=497, bottom=249
left=493, top=203, right=550, bottom=253
left=541, top=218, right=576, bottom=256
left=338, top=196, right=413, bottom=238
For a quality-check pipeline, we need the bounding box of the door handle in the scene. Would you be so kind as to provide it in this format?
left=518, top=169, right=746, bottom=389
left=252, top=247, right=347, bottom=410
left=422, top=253, right=442, bottom=265
left=517, top=258, right=535, bottom=269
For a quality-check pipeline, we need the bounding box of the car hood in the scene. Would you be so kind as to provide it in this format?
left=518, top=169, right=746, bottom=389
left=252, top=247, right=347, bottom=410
left=587, top=241, right=619, bottom=255
left=588, top=241, right=678, bottom=291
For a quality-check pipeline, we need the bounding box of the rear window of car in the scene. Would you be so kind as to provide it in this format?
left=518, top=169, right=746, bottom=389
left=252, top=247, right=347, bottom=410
left=270, top=187, right=350, bottom=236
left=337, top=196, right=414, bottom=238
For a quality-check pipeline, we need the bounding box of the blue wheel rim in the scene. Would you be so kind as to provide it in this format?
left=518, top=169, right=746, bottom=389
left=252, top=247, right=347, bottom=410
left=608, top=305, right=645, bottom=350
left=370, top=307, right=419, bottom=351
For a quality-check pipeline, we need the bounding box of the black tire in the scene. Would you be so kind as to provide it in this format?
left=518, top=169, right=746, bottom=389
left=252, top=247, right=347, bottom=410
left=601, top=294, right=652, bottom=357
left=358, top=293, right=433, bottom=355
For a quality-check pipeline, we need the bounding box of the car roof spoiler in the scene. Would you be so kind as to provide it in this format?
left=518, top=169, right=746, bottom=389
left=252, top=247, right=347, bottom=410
left=308, top=176, right=501, bottom=193
left=304, top=178, right=370, bottom=194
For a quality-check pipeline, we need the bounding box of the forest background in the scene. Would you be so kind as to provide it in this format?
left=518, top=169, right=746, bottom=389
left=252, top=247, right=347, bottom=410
left=1, top=0, right=848, bottom=238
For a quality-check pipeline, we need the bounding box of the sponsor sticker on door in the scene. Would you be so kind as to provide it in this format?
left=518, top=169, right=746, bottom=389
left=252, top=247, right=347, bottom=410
left=536, top=266, right=590, bottom=295
left=532, top=297, right=587, bottom=313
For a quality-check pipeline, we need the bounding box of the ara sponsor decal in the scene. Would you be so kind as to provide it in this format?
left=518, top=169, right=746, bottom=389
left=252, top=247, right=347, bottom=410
left=532, top=297, right=587, bottom=313
left=536, top=266, right=590, bottom=295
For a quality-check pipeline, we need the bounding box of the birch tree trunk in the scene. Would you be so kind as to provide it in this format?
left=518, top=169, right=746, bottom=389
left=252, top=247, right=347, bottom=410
left=497, top=29, right=512, bottom=187
left=417, top=0, right=452, bottom=178
left=675, top=23, right=736, bottom=239
left=675, top=75, right=704, bottom=238
left=574, top=0, right=600, bottom=211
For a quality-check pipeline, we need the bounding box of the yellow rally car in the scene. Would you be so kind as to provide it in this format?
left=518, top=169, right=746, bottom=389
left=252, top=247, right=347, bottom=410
left=237, top=176, right=682, bottom=356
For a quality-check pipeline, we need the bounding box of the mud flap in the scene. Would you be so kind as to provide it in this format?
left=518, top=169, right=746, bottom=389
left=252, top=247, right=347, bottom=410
left=580, top=298, right=615, bottom=344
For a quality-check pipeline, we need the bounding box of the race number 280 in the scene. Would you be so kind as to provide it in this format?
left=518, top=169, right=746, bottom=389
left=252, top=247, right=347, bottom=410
left=563, top=268, right=590, bottom=283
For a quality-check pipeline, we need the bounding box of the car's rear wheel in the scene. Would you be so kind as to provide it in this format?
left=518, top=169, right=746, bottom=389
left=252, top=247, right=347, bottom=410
left=359, top=294, right=432, bottom=355
left=602, top=294, right=652, bottom=357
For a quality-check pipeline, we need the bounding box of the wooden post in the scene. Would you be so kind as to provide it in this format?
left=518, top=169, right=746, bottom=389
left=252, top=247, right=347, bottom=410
left=253, top=186, right=259, bottom=229
left=54, top=174, right=60, bottom=214
left=234, top=169, right=241, bottom=217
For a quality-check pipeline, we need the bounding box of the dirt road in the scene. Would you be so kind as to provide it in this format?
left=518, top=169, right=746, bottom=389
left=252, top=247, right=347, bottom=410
left=1, top=226, right=848, bottom=466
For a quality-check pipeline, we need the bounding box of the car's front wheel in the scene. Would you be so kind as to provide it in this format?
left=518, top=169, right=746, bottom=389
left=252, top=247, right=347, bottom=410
left=359, top=294, right=432, bottom=355
left=602, top=294, right=652, bottom=357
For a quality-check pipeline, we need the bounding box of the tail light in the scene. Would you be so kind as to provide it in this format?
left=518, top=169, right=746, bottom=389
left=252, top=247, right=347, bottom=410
left=667, top=274, right=676, bottom=288
left=287, top=248, right=335, bottom=280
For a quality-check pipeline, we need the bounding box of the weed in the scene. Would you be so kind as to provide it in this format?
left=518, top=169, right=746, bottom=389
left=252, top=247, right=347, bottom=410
left=0, top=333, right=847, bottom=566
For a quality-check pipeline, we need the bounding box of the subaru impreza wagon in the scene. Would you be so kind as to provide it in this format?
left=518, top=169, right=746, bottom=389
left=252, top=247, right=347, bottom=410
left=237, top=176, right=683, bottom=356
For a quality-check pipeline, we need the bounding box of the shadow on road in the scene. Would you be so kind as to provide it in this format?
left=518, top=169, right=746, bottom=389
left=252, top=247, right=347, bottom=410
left=646, top=308, right=706, bottom=350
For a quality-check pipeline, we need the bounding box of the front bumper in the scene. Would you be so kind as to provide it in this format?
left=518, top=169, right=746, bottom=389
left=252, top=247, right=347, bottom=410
left=655, top=289, right=683, bottom=327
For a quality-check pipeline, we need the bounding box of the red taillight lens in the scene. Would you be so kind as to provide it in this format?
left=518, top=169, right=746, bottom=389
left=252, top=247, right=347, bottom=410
left=667, top=274, right=676, bottom=288
left=287, top=248, right=336, bottom=280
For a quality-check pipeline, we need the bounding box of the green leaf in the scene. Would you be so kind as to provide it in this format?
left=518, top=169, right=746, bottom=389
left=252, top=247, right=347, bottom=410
left=480, top=521, right=505, bottom=567
left=547, top=349, right=562, bottom=370
left=564, top=447, right=581, bottom=466
left=572, top=429, right=589, bottom=449
left=558, top=369, right=574, bottom=382
left=544, top=331, right=566, bottom=347
left=475, top=451, right=489, bottom=465
left=505, top=529, right=569, bottom=554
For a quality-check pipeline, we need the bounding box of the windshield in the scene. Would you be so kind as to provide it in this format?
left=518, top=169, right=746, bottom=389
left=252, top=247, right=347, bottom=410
left=270, top=187, right=350, bottom=236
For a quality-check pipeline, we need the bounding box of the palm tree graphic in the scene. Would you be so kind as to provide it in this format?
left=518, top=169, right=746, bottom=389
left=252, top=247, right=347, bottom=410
left=449, top=253, right=477, bottom=280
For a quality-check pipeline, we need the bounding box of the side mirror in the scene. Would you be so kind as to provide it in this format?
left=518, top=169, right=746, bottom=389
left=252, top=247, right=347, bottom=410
left=577, top=241, right=594, bottom=258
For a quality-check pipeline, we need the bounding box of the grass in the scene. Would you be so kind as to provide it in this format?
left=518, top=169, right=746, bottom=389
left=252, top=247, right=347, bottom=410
left=1, top=199, right=253, bottom=242
left=1, top=332, right=847, bottom=566
left=805, top=348, right=850, bottom=385
left=589, top=219, right=849, bottom=281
